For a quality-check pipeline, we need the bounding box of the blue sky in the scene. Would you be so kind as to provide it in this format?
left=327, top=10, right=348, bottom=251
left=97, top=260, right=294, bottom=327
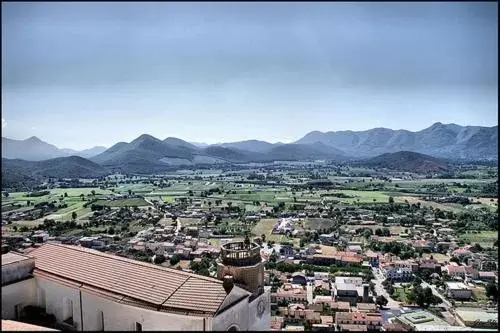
left=2, top=2, right=498, bottom=150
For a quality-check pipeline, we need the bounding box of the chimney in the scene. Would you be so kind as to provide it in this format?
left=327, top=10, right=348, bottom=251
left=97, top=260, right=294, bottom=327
left=363, top=284, right=369, bottom=302
left=223, top=275, right=234, bottom=294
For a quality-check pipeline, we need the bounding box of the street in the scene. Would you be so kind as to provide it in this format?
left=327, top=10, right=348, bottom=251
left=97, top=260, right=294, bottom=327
left=420, top=280, right=466, bottom=327
left=371, top=267, right=401, bottom=309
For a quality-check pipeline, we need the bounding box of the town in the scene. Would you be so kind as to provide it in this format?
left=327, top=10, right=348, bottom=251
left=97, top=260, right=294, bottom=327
left=2, top=162, right=498, bottom=331
left=2, top=1, right=497, bottom=331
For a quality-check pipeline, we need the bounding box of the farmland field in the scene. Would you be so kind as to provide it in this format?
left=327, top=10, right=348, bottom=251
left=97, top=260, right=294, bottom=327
left=395, top=196, right=468, bottom=213
left=320, top=190, right=391, bottom=204
left=252, top=218, right=277, bottom=238
left=458, top=231, right=497, bottom=248
left=93, top=198, right=151, bottom=207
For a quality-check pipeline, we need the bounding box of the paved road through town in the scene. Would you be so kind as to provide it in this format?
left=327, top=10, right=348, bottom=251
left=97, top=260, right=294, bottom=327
left=371, top=267, right=401, bottom=309
left=420, top=280, right=466, bottom=327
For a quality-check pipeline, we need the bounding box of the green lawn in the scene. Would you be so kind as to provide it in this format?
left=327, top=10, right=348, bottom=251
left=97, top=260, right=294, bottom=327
left=393, top=286, right=413, bottom=304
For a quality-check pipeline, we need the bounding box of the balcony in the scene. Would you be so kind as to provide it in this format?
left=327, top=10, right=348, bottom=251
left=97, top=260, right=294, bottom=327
left=220, top=241, right=262, bottom=267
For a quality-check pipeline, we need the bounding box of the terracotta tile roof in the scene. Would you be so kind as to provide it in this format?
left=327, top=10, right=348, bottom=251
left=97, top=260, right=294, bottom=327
left=1, top=320, right=58, bottom=331
left=29, top=243, right=227, bottom=315
left=320, top=315, right=333, bottom=325
left=339, top=324, right=368, bottom=331
left=335, top=312, right=382, bottom=324
left=341, top=256, right=363, bottom=263
left=446, top=265, right=466, bottom=273
left=356, top=303, right=377, bottom=311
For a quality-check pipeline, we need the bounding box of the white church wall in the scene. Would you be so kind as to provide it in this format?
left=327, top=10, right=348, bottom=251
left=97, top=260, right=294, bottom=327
left=1, top=278, right=37, bottom=319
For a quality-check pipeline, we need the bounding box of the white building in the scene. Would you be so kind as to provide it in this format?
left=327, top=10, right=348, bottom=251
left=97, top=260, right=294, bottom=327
left=445, top=282, right=472, bottom=300
left=381, top=262, right=413, bottom=282
left=2, top=244, right=270, bottom=331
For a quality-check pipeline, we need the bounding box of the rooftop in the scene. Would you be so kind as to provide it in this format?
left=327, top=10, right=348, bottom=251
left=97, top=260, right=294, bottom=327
left=445, top=282, right=469, bottom=290
left=446, top=265, right=466, bottom=273
left=335, top=276, right=363, bottom=285
left=1, top=252, right=32, bottom=266
left=29, top=243, right=235, bottom=315
left=455, top=309, right=498, bottom=323
left=1, top=320, right=58, bottom=331
left=338, top=324, right=368, bottom=331
left=336, top=312, right=381, bottom=322
left=394, top=310, right=450, bottom=329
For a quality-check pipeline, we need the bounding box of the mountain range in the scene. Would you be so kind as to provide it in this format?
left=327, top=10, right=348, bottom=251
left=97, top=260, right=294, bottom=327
left=295, top=122, right=498, bottom=160
left=2, top=136, right=107, bottom=161
left=355, top=151, right=451, bottom=173
left=3, top=123, right=497, bottom=162
left=1, top=123, right=497, bottom=178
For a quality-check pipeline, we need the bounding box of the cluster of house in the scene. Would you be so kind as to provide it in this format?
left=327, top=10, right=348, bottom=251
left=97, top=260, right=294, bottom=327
left=269, top=273, right=382, bottom=331
left=127, top=225, right=221, bottom=260
left=2, top=203, right=57, bottom=223
left=1, top=230, right=121, bottom=255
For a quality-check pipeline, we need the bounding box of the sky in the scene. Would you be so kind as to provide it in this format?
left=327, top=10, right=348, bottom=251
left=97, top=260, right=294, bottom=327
left=1, top=2, right=498, bottom=150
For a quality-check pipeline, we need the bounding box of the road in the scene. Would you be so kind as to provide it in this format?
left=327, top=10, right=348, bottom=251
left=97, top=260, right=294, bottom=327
left=306, top=282, right=314, bottom=305
left=371, top=267, right=401, bottom=309
left=144, top=197, right=156, bottom=210
left=175, top=219, right=181, bottom=235
left=420, top=281, right=466, bottom=327
left=420, top=281, right=453, bottom=309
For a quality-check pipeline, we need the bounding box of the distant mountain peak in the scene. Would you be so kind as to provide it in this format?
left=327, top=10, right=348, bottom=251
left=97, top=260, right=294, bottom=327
left=26, top=136, right=42, bottom=142
left=132, top=134, right=161, bottom=143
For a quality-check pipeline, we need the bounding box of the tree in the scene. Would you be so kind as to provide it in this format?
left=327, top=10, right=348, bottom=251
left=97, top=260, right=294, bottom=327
left=388, top=196, right=394, bottom=204
left=12, top=225, right=18, bottom=232
left=3, top=192, right=9, bottom=197
left=91, top=190, right=96, bottom=196
left=128, top=189, right=132, bottom=195
left=486, top=283, right=498, bottom=302
left=471, top=243, right=483, bottom=252
left=363, top=228, right=373, bottom=239
left=376, top=295, right=388, bottom=309
left=375, top=228, right=383, bottom=236
left=170, top=254, right=180, bottom=266
left=64, top=192, right=68, bottom=197
left=406, top=290, right=416, bottom=305
left=154, top=254, right=166, bottom=264
left=72, top=211, right=77, bottom=220
left=244, top=233, right=251, bottom=248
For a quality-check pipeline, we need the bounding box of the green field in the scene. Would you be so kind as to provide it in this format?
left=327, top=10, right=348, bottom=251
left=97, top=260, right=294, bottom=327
left=252, top=218, right=278, bottom=239
left=458, top=231, right=497, bottom=248
left=93, top=198, right=151, bottom=207
left=114, top=184, right=156, bottom=194
left=3, top=188, right=113, bottom=225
